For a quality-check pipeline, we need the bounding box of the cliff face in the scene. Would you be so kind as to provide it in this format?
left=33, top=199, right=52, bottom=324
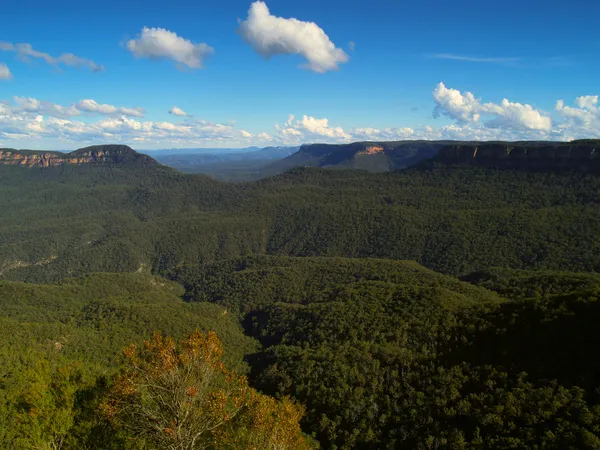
left=356, top=145, right=385, bottom=156
left=434, top=140, right=600, bottom=171
left=0, top=145, right=157, bottom=168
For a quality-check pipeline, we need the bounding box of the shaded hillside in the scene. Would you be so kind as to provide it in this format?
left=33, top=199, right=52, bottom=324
left=3, top=255, right=600, bottom=448
left=432, top=139, right=600, bottom=172
left=262, top=140, right=450, bottom=175
left=263, top=139, right=600, bottom=177
left=173, top=256, right=600, bottom=448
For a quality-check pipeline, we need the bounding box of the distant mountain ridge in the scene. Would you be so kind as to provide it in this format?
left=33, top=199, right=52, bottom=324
left=432, top=139, right=600, bottom=171
left=154, top=146, right=298, bottom=167
left=264, top=139, right=600, bottom=176
left=0, top=145, right=157, bottom=168
left=4, top=139, right=600, bottom=175
left=261, top=140, right=457, bottom=175
left=150, top=146, right=299, bottom=180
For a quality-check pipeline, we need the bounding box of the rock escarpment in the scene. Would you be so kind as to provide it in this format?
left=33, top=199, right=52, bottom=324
left=434, top=140, right=600, bottom=171
left=0, top=145, right=157, bottom=168
left=265, top=141, right=447, bottom=174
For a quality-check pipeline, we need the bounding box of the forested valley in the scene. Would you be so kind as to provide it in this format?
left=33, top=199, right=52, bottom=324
left=1, top=143, right=600, bottom=448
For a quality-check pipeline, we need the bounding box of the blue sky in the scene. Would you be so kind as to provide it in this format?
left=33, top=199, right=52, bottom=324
left=0, top=0, right=598, bottom=149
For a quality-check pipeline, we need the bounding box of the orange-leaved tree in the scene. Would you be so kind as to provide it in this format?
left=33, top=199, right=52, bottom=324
left=100, top=329, right=309, bottom=450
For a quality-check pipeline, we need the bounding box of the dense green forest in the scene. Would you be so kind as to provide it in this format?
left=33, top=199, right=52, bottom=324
left=1, top=157, right=600, bottom=282
left=1, top=144, right=600, bottom=448
left=172, top=256, right=600, bottom=448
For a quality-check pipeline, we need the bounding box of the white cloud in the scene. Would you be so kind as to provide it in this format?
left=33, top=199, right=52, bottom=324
left=351, top=127, right=414, bottom=141
left=433, top=82, right=552, bottom=131
left=485, top=98, right=552, bottom=131
left=0, top=63, right=12, bottom=80
left=77, top=99, right=145, bottom=117
left=0, top=42, right=104, bottom=72
left=555, top=95, right=600, bottom=140
left=239, top=1, right=349, bottom=73
left=297, top=116, right=349, bottom=138
left=13, top=96, right=81, bottom=117
left=4, top=96, right=144, bottom=119
left=126, top=27, right=214, bottom=69
left=433, top=83, right=483, bottom=123
left=349, top=41, right=356, bottom=52
left=277, top=115, right=350, bottom=143
left=428, top=53, right=572, bottom=69
left=256, top=132, right=273, bottom=141
left=274, top=115, right=418, bottom=145
left=2, top=85, right=600, bottom=150
left=575, top=95, right=598, bottom=110
left=169, top=106, right=189, bottom=117
left=0, top=103, right=263, bottom=148
left=429, top=53, right=520, bottom=64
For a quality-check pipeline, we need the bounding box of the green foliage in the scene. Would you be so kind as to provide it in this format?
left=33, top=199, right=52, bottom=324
left=2, top=156, right=600, bottom=447
left=0, top=272, right=257, bottom=369
left=101, top=329, right=310, bottom=450
left=2, top=163, right=600, bottom=282
left=0, top=272, right=258, bottom=448
left=175, top=256, right=600, bottom=448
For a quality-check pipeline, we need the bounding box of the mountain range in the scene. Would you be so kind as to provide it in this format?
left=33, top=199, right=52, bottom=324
left=2, top=139, right=600, bottom=449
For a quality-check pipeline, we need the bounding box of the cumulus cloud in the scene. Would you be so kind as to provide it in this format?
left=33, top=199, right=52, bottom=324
left=76, top=99, right=145, bottom=117
left=433, top=83, right=483, bottom=123
left=274, top=115, right=418, bottom=145
left=0, top=63, right=12, bottom=80
left=296, top=116, right=349, bottom=138
left=4, top=96, right=144, bottom=119
left=277, top=87, right=598, bottom=143
left=0, top=42, right=104, bottom=72
left=2, top=85, right=600, bottom=149
left=276, top=115, right=348, bottom=143
left=0, top=99, right=264, bottom=148
left=256, top=132, right=273, bottom=141
left=485, top=98, right=552, bottom=131
left=126, top=27, right=214, bottom=69
left=433, top=82, right=552, bottom=131
left=169, top=106, right=189, bottom=117
left=556, top=96, right=599, bottom=125
left=555, top=95, right=600, bottom=140
left=575, top=95, right=599, bottom=110
left=13, top=97, right=81, bottom=117
left=239, top=1, right=349, bottom=73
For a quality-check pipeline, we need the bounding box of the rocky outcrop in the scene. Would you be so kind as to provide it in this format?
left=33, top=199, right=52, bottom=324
left=0, top=150, right=65, bottom=167
left=0, top=145, right=157, bottom=168
left=433, top=140, right=600, bottom=171
left=356, top=145, right=385, bottom=156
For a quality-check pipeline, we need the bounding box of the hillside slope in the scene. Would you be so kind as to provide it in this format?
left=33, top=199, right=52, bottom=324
left=431, top=139, right=600, bottom=171
left=172, top=256, right=600, bottom=448
left=0, top=272, right=256, bottom=369
left=2, top=145, right=600, bottom=281
left=261, top=140, right=448, bottom=175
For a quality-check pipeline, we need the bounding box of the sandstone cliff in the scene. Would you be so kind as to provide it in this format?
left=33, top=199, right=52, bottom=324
left=433, top=140, right=600, bottom=171
left=0, top=145, right=157, bottom=168
left=263, top=141, right=447, bottom=175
